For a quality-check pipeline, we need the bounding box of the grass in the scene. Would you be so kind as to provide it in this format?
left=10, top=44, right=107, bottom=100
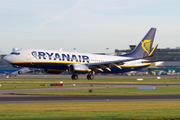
left=0, top=84, right=99, bottom=90
left=0, top=84, right=53, bottom=90
left=0, top=76, right=180, bottom=84
left=0, top=101, right=180, bottom=120
left=16, top=86, right=180, bottom=96
left=1, top=76, right=180, bottom=119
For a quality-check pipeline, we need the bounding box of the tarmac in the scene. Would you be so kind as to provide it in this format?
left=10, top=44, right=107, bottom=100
left=1, top=83, right=180, bottom=103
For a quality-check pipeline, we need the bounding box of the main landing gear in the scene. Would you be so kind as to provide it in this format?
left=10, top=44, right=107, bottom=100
left=87, top=74, right=94, bottom=80
left=71, top=74, right=78, bottom=80
left=71, top=73, right=94, bottom=80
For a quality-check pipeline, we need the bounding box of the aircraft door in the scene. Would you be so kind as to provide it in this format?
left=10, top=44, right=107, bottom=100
left=26, top=51, right=31, bottom=60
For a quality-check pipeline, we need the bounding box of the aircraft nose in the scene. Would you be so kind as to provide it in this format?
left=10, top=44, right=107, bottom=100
left=3, top=55, right=7, bottom=60
left=3, top=55, right=11, bottom=63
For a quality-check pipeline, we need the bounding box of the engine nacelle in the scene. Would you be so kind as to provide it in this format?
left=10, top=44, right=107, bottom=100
left=69, top=64, right=90, bottom=74
left=18, top=71, right=22, bottom=74
left=44, top=69, right=62, bottom=74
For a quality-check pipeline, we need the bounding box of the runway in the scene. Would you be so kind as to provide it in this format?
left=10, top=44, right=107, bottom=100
left=1, top=74, right=180, bottom=103
left=1, top=94, right=180, bottom=103
left=2, top=83, right=180, bottom=86
left=0, top=84, right=179, bottom=94
left=0, top=85, right=180, bottom=103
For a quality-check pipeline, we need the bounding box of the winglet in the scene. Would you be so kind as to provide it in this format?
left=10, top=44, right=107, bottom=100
left=143, top=44, right=158, bottom=58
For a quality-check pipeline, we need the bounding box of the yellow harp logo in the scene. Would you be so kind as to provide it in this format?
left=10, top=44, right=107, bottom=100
left=141, top=39, right=151, bottom=55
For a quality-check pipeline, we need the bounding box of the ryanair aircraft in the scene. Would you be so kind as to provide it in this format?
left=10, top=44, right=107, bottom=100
left=3, top=28, right=157, bottom=80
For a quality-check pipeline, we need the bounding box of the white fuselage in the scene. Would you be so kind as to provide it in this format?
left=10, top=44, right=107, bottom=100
left=3, top=49, right=150, bottom=73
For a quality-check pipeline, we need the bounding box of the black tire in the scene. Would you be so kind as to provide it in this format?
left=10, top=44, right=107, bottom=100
left=90, top=75, right=94, bottom=80
left=74, top=74, right=78, bottom=80
left=87, top=74, right=90, bottom=80
left=87, top=74, right=94, bottom=80
left=71, top=75, right=75, bottom=80
left=71, top=74, right=78, bottom=80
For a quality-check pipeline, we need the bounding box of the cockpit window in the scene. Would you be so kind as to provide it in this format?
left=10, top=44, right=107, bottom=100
left=10, top=52, right=20, bottom=55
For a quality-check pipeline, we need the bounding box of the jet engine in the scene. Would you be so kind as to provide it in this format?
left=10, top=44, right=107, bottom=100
left=18, top=71, right=22, bottom=74
left=69, top=64, right=90, bottom=74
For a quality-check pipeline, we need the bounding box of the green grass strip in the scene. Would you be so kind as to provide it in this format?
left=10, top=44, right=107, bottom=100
left=1, top=76, right=180, bottom=84
left=0, top=101, right=180, bottom=120
left=17, top=86, right=180, bottom=95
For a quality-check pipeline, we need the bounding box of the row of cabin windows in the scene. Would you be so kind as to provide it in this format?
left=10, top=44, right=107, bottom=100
left=89, top=59, right=108, bottom=62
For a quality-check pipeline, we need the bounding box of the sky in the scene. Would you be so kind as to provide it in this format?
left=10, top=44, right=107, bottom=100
left=0, top=0, right=180, bottom=54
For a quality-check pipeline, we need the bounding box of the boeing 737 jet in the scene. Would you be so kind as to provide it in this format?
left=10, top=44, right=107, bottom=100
left=3, top=28, right=157, bottom=80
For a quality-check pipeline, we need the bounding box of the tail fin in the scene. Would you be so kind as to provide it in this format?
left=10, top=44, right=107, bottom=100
left=122, top=28, right=157, bottom=58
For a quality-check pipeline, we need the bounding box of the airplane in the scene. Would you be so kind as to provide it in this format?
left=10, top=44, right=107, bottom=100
left=3, top=28, right=158, bottom=80
left=0, top=67, right=31, bottom=77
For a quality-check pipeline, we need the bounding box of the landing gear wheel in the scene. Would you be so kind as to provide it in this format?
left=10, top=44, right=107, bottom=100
left=71, top=74, right=78, bottom=80
left=87, top=74, right=90, bottom=80
left=87, top=74, right=94, bottom=80
left=90, top=75, right=94, bottom=80
left=71, top=75, right=74, bottom=80
left=74, top=74, right=78, bottom=80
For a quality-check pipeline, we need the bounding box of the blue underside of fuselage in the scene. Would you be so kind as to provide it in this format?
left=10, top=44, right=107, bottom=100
left=12, top=63, right=69, bottom=70
left=11, top=63, right=149, bottom=73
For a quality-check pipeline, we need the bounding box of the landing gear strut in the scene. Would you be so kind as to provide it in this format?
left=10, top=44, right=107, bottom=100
left=71, top=74, right=78, bottom=80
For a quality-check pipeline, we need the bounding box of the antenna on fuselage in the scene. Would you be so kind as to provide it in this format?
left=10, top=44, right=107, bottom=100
left=59, top=48, right=62, bottom=51
left=74, top=48, right=77, bottom=52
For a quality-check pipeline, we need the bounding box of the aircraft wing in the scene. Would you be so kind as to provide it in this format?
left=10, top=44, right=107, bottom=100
left=1, top=72, right=16, bottom=77
left=87, top=56, right=147, bottom=69
left=87, top=44, right=158, bottom=71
